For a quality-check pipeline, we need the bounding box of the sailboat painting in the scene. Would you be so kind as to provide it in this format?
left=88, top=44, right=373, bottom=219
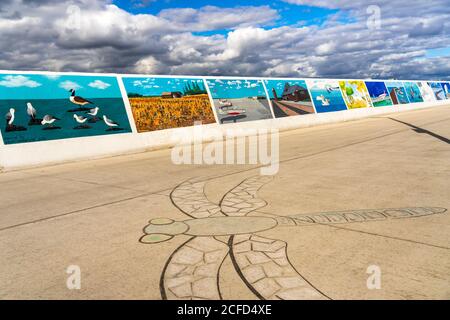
left=440, top=82, right=450, bottom=99
left=429, top=82, right=446, bottom=100
left=306, top=79, right=348, bottom=113
left=365, top=81, right=393, bottom=107
left=417, top=82, right=436, bottom=102
left=403, top=82, right=424, bottom=103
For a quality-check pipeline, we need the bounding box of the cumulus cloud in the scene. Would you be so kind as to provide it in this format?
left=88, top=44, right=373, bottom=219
left=59, top=80, right=81, bottom=90
left=88, top=79, right=111, bottom=89
left=0, top=75, right=41, bottom=87
left=0, top=0, right=449, bottom=80
left=158, top=5, right=279, bottom=31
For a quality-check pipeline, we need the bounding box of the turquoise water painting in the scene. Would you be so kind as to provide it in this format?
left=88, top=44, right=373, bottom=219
left=385, top=81, right=409, bottom=104
left=306, top=80, right=348, bottom=113
left=429, top=82, right=445, bottom=100
left=440, top=82, right=450, bottom=99
left=0, top=74, right=131, bottom=145
left=403, top=82, right=424, bottom=103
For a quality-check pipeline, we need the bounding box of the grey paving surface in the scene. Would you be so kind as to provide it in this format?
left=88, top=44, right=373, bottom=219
left=0, top=105, right=449, bottom=299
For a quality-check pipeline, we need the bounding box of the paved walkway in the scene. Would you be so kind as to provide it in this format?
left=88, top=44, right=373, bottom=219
left=0, top=106, right=449, bottom=299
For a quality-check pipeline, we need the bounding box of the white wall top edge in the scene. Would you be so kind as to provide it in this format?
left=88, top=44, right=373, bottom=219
left=0, top=69, right=447, bottom=84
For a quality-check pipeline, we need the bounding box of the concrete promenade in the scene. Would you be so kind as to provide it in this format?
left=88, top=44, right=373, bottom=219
left=0, top=105, right=449, bottom=299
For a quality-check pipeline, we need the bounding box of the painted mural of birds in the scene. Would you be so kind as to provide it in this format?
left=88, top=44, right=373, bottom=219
left=87, top=107, right=99, bottom=116
left=41, top=115, right=61, bottom=130
left=103, top=115, right=122, bottom=131
left=26, top=102, right=43, bottom=125
left=5, top=108, right=15, bottom=126
left=73, top=114, right=91, bottom=129
left=69, top=89, right=93, bottom=107
left=86, top=107, right=100, bottom=123
left=73, top=114, right=88, bottom=124
left=5, top=108, right=27, bottom=132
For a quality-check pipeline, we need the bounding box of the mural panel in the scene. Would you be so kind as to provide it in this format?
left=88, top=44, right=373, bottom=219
left=122, top=77, right=216, bottom=132
left=306, top=79, right=348, bottom=113
left=440, top=82, right=450, bottom=99
left=429, top=82, right=446, bottom=100
left=0, top=73, right=131, bottom=145
left=206, top=79, right=273, bottom=124
left=403, top=82, right=424, bottom=103
left=385, top=81, right=410, bottom=104
left=417, top=82, right=436, bottom=102
left=339, top=80, right=372, bottom=109
left=263, top=79, right=314, bottom=118
left=364, top=81, right=393, bottom=107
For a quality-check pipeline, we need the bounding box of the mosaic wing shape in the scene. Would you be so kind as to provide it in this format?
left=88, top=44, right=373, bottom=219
left=220, top=175, right=274, bottom=216
left=281, top=207, right=447, bottom=226
left=161, top=236, right=229, bottom=300
left=170, top=178, right=222, bottom=218
left=229, top=234, right=328, bottom=300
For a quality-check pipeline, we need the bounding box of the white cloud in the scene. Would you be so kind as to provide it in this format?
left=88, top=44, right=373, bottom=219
left=158, top=5, right=279, bottom=31
left=44, top=75, right=60, bottom=80
left=59, top=80, right=82, bottom=90
left=0, top=0, right=449, bottom=80
left=88, top=80, right=111, bottom=89
left=0, top=75, right=41, bottom=88
left=315, top=42, right=337, bottom=56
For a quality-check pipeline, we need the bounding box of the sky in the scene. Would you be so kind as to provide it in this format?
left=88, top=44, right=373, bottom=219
left=0, top=0, right=450, bottom=80
left=0, top=74, right=121, bottom=99
left=264, top=79, right=308, bottom=99
left=122, top=77, right=205, bottom=96
left=385, top=81, right=406, bottom=88
left=207, top=79, right=266, bottom=99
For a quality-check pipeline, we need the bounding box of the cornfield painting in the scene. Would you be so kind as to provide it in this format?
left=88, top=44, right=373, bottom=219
left=122, top=77, right=216, bottom=132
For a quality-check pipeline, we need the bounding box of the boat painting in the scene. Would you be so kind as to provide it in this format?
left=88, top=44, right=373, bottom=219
left=365, top=81, right=393, bottom=107
left=417, top=82, right=436, bottom=102
left=306, top=79, right=348, bottom=113
left=428, top=82, right=446, bottom=100
left=403, top=82, right=424, bottom=103
left=206, top=79, right=273, bottom=124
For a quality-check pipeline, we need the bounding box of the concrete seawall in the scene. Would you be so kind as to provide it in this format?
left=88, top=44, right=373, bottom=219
left=0, top=70, right=447, bottom=170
